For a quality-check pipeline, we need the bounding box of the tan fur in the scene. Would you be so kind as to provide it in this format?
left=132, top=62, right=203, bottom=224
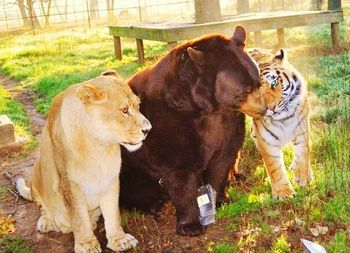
left=16, top=71, right=151, bottom=252
left=249, top=48, right=312, bottom=199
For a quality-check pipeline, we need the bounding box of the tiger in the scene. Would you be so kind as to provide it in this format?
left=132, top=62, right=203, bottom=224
left=248, top=48, right=312, bottom=199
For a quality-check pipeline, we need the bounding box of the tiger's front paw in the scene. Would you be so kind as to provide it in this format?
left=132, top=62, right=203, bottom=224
left=107, top=233, right=138, bottom=252
left=74, top=237, right=101, bottom=253
left=271, top=183, right=296, bottom=200
left=291, top=164, right=313, bottom=187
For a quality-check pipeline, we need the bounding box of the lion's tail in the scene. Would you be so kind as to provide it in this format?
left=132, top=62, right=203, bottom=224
left=14, top=175, right=33, bottom=201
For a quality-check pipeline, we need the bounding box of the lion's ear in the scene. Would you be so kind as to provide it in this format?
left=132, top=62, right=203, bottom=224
left=101, top=69, right=121, bottom=78
left=77, top=84, right=108, bottom=105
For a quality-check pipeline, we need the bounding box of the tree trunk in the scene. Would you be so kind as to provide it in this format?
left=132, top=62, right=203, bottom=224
left=106, top=0, right=116, bottom=23
left=328, top=0, right=341, bottom=10
left=237, top=0, right=249, bottom=14
left=27, top=0, right=41, bottom=29
left=18, top=0, right=30, bottom=27
left=89, top=0, right=98, bottom=20
left=194, top=0, right=221, bottom=23
left=39, top=0, right=52, bottom=25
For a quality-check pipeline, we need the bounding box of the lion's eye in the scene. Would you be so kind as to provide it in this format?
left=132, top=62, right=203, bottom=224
left=121, top=108, right=129, bottom=114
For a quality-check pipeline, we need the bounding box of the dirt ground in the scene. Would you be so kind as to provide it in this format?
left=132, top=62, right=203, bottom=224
left=0, top=74, right=240, bottom=253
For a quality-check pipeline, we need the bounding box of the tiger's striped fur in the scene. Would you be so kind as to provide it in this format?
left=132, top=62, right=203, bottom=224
left=249, top=48, right=312, bottom=199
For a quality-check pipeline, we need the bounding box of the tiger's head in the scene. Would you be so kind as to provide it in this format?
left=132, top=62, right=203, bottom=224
left=256, top=49, right=288, bottom=116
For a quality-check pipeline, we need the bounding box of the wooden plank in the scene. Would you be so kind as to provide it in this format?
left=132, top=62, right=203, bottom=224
left=331, top=22, right=340, bottom=48
left=277, top=28, right=285, bottom=48
left=254, top=31, right=263, bottom=47
left=113, top=36, right=122, bottom=60
left=109, top=10, right=343, bottom=42
left=167, top=41, right=177, bottom=50
left=136, top=39, right=144, bottom=65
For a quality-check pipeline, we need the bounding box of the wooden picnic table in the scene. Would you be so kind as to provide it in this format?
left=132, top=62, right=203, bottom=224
left=109, top=10, right=343, bottom=64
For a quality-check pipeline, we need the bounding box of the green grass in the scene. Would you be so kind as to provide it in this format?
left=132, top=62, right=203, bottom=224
left=207, top=241, right=237, bottom=253
left=0, top=236, right=35, bottom=253
left=326, top=231, right=350, bottom=253
left=0, top=8, right=349, bottom=252
left=0, top=27, right=166, bottom=114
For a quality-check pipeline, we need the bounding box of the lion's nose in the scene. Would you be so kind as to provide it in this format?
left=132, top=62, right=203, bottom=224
left=142, top=118, right=152, bottom=136
left=142, top=129, right=150, bottom=135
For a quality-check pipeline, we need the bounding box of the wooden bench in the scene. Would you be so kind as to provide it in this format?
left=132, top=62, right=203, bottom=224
left=109, top=10, right=344, bottom=64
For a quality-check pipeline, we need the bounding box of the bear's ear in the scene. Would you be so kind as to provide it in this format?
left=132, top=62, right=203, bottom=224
left=273, top=49, right=287, bottom=63
left=77, top=84, right=108, bottom=105
left=101, top=69, right=121, bottom=78
left=232, top=25, right=246, bottom=48
left=187, top=47, right=206, bottom=70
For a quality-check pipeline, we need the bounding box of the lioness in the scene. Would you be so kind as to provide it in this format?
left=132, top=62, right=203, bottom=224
left=15, top=70, right=151, bottom=253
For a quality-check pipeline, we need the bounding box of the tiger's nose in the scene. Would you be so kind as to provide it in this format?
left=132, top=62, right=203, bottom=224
left=268, top=104, right=276, bottom=111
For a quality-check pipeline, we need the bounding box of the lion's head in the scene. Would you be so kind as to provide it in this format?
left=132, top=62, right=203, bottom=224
left=76, top=70, right=151, bottom=152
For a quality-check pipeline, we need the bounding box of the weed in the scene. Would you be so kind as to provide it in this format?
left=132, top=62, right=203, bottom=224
left=0, top=236, right=35, bottom=253
left=271, top=234, right=290, bottom=253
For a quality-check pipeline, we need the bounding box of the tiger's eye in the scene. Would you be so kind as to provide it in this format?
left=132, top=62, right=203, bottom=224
left=271, top=80, right=277, bottom=88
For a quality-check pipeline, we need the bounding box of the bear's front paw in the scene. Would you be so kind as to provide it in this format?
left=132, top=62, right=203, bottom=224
left=107, top=233, right=138, bottom=252
left=177, top=221, right=204, bottom=236
left=74, top=237, right=101, bottom=253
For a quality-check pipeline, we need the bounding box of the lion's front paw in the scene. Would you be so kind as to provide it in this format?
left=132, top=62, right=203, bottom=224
left=36, top=215, right=57, bottom=233
left=271, top=183, right=296, bottom=200
left=74, top=237, right=101, bottom=253
left=107, top=233, right=138, bottom=252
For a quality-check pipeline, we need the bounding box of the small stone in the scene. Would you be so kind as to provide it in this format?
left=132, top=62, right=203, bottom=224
left=0, top=115, right=16, bottom=145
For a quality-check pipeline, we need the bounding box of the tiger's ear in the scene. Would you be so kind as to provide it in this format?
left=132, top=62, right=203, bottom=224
left=187, top=47, right=206, bottom=70
left=77, top=84, right=108, bottom=105
left=273, top=49, right=287, bottom=63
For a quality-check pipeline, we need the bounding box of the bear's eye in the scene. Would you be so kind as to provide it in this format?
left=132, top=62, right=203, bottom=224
left=121, top=107, right=129, bottom=114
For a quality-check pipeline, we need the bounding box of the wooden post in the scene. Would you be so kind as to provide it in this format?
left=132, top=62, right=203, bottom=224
left=237, top=0, right=249, bottom=14
left=277, top=28, right=285, bottom=48
left=167, top=41, right=177, bottom=51
left=254, top=31, right=263, bottom=47
left=113, top=36, right=122, bottom=60
left=331, top=22, right=340, bottom=48
left=328, top=0, right=341, bottom=48
left=136, top=39, right=144, bottom=65
left=194, top=0, right=221, bottom=23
